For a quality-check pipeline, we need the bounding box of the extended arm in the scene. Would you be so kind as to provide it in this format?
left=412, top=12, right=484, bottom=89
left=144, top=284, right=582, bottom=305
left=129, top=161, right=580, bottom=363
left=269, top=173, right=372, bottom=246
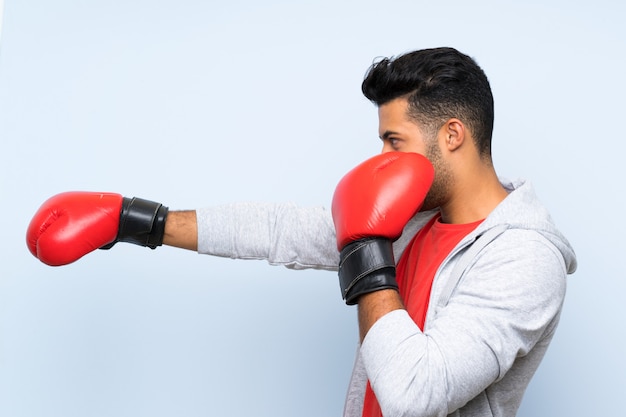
left=27, top=192, right=339, bottom=270
left=163, top=210, right=198, bottom=251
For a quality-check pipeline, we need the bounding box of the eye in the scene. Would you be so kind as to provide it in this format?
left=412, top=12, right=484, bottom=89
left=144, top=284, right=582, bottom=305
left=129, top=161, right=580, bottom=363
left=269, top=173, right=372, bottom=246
left=380, top=133, right=404, bottom=151
left=387, top=137, right=402, bottom=150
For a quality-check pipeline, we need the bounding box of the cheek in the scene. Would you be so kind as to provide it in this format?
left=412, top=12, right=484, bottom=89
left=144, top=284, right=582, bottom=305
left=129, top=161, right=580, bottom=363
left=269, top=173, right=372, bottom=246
left=404, top=143, right=427, bottom=155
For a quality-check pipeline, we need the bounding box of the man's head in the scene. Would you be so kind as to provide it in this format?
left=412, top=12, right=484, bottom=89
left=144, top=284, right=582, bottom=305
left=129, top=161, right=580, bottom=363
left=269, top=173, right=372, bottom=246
left=362, top=47, right=494, bottom=158
left=362, top=47, right=501, bottom=218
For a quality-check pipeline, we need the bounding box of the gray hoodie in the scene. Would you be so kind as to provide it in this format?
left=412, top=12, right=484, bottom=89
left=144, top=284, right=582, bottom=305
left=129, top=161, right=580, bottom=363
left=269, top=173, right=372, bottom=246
left=197, top=178, right=577, bottom=417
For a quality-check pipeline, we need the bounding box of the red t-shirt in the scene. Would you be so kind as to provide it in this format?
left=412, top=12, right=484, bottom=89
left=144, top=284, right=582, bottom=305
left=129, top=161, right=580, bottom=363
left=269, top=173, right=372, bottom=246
left=362, top=214, right=483, bottom=417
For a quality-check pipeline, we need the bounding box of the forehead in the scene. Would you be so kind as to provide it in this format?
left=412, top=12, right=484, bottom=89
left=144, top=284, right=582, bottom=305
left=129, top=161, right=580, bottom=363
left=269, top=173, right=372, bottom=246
left=377, top=98, right=421, bottom=134
left=377, top=98, right=410, bottom=122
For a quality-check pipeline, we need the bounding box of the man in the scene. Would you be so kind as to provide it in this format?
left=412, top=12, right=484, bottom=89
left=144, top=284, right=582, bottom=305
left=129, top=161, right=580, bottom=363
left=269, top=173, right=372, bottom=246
left=27, top=47, right=577, bottom=416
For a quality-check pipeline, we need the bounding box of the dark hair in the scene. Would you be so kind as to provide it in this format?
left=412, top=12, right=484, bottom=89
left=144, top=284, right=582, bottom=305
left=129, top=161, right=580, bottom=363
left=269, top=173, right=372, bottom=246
left=362, top=47, right=494, bottom=157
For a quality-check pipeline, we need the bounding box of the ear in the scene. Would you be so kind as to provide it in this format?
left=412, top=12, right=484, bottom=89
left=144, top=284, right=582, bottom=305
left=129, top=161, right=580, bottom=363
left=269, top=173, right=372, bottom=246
left=442, top=118, right=466, bottom=152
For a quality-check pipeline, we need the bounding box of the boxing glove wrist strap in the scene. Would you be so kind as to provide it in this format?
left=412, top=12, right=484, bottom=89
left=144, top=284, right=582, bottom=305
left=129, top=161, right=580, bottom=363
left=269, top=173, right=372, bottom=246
left=338, top=238, right=398, bottom=305
left=101, top=197, right=169, bottom=249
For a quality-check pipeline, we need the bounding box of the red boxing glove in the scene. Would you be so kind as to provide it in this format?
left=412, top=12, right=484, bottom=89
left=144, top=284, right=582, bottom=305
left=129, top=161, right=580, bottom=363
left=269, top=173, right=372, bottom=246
left=27, top=191, right=168, bottom=266
left=331, top=152, right=434, bottom=304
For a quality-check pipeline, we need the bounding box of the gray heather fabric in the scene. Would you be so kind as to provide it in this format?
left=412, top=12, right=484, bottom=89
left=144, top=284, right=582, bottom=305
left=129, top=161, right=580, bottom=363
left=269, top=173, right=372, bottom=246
left=197, top=179, right=577, bottom=417
left=198, top=202, right=339, bottom=270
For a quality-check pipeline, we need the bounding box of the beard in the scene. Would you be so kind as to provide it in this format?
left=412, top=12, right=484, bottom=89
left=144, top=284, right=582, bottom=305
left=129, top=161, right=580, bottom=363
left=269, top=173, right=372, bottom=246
left=419, top=140, right=452, bottom=212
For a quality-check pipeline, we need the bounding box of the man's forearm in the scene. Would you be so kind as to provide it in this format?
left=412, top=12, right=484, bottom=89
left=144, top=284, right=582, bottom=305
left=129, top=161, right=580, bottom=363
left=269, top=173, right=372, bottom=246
left=163, top=210, right=198, bottom=251
left=358, top=289, right=405, bottom=342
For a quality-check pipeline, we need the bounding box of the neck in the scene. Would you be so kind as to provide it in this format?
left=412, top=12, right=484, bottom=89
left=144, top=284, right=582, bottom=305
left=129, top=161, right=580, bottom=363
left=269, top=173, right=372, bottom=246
left=439, top=164, right=508, bottom=224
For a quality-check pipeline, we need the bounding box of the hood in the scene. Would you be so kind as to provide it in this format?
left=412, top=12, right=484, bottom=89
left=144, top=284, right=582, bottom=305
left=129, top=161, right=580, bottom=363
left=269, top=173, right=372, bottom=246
left=477, top=178, right=577, bottom=275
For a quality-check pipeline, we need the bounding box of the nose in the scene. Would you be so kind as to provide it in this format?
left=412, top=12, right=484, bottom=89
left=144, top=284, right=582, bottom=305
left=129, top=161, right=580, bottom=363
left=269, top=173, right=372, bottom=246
left=381, top=143, right=394, bottom=153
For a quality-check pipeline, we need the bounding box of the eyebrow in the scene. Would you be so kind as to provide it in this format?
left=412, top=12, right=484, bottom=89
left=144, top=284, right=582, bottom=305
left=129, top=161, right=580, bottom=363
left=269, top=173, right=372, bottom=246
left=380, top=130, right=400, bottom=140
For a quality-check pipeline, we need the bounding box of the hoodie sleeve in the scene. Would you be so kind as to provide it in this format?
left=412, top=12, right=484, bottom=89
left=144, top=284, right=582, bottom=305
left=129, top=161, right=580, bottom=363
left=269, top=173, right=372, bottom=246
left=196, top=202, right=340, bottom=270
left=359, top=230, right=569, bottom=417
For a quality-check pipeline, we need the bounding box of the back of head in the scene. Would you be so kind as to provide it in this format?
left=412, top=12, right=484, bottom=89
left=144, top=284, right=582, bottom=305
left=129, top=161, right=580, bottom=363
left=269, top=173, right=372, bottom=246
left=362, top=47, right=494, bottom=157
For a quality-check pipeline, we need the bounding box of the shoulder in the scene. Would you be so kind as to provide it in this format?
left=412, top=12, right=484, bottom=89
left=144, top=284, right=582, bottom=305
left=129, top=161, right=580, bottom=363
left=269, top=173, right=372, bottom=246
left=461, top=229, right=569, bottom=304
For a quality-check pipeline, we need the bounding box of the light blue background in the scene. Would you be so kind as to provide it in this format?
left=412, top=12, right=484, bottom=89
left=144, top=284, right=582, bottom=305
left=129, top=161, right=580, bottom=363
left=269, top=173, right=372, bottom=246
left=1, top=1, right=624, bottom=416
